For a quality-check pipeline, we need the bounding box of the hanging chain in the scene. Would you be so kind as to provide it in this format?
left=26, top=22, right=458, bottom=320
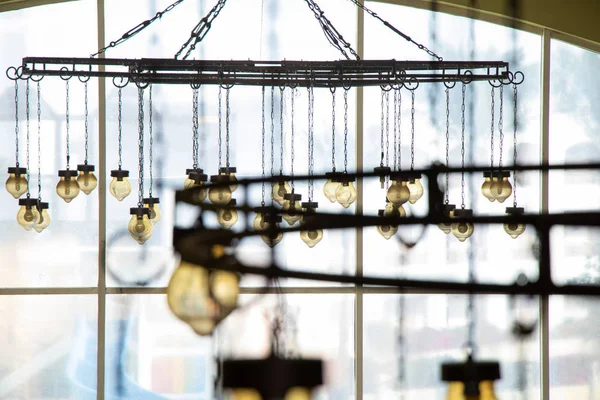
left=385, top=90, right=390, bottom=168
left=445, top=87, right=450, bottom=204
left=279, top=87, right=285, bottom=176
left=37, top=81, right=42, bottom=200
left=175, top=0, right=229, bottom=60
left=149, top=84, right=154, bottom=197
left=218, top=85, right=222, bottom=170
left=466, top=288, right=476, bottom=357
left=14, top=80, right=19, bottom=167
left=270, top=87, right=275, bottom=178
left=65, top=79, right=70, bottom=169
left=290, top=87, right=296, bottom=189
left=261, top=86, right=266, bottom=206
left=308, top=87, right=315, bottom=201
left=117, top=87, right=123, bottom=169
left=137, top=87, right=145, bottom=207
left=498, top=85, right=505, bottom=169
left=410, top=89, right=416, bottom=171
left=93, top=0, right=187, bottom=57
left=331, top=88, right=337, bottom=172
left=393, top=89, right=398, bottom=171
left=192, top=87, right=199, bottom=168
left=25, top=80, right=31, bottom=198
left=460, top=83, right=466, bottom=209
left=346, top=0, right=443, bottom=61
left=84, top=80, right=89, bottom=164
left=343, top=88, right=349, bottom=174
left=398, top=89, right=402, bottom=171
left=490, top=86, right=495, bottom=169
left=225, top=87, right=231, bottom=168
left=379, top=89, right=385, bottom=167
left=513, top=84, right=519, bottom=207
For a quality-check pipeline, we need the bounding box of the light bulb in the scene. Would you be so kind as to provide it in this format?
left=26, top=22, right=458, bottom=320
left=189, top=318, right=216, bottom=336
left=220, top=167, right=238, bottom=193
left=300, top=204, right=323, bottom=248
left=5, top=167, right=28, bottom=199
left=335, top=181, right=357, bottom=208
left=16, top=199, right=40, bottom=231
left=109, top=169, right=132, bottom=201
left=185, top=169, right=208, bottom=203
left=285, top=387, right=312, bottom=400
left=255, top=213, right=284, bottom=247
left=128, top=208, right=153, bottom=245
left=451, top=209, right=474, bottom=242
left=272, top=179, right=292, bottom=206
left=504, top=207, right=526, bottom=239
left=377, top=202, right=404, bottom=240
left=481, top=173, right=495, bottom=202
left=232, top=389, right=262, bottom=400
left=253, top=213, right=266, bottom=231
left=387, top=180, right=410, bottom=207
left=217, top=199, right=239, bottom=229
left=143, top=198, right=162, bottom=226
left=77, top=165, right=98, bottom=195
left=490, top=176, right=512, bottom=203
left=438, top=205, right=455, bottom=235
left=34, top=202, right=51, bottom=233
left=209, top=175, right=233, bottom=206
left=210, top=270, right=240, bottom=309
left=445, top=381, right=498, bottom=400
left=407, top=178, right=424, bottom=204
left=56, top=170, right=80, bottom=203
left=323, top=179, right=340, bottom=203
left=282, top=192, right=303, bottom=225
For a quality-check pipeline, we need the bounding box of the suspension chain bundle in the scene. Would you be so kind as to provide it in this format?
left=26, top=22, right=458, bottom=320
left=137, top=87, right=145, bottom=207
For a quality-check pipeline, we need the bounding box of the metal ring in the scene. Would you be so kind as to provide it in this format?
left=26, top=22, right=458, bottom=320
left=78, top=75, right=91, bottom=83
left=499, top=70, right=514, bottom=86
left=329, top=85, right=337, bottom=94
left=112, top=76, right=129, bottom=88
left=30, top=72, right=44, bottom=82
left=5, top=66, right=20, bottom=81
left=512, top=70, right=525, bottom=85
left=443, top=80, right=456, bottom=89
left=59, top=66, right=72, bottom=81
left=459, top=70, right=473, bottom=85
left=489, top=78, right=503, bottom=88
left=190, top=82, right=201, bottom=90
left=404, top=76, right=419, bottom=91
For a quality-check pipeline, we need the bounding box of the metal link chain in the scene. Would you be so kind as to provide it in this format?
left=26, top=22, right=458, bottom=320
left=270, top=87, right=275, bottom=178
left=445, top=87, right=450, bottom=204
left=385, top=90, right=390, bottom=168
left=466, top=289, right=476, bottom=358
left=279, top=87, right=285, bottom=175
left=498, top=85, right=504, bottom=169
left=14, top=80, right=19, bottom=167
left=93, top=0, right=187, bottom=57
left=218, top=86, right=222, bottom=170
left=192, top=88, right=199, bottom=168
left=65, top=80, right=71, bottom=169
left=331, top=88, right=336, bottom=172
left=308, top=87, right=315, bottom=201
left=379, top=89, right=385, bottom=167
left=410, top=90, right=416, bottom=171
left=346, top=0, right=443, bottom=61
left=149, top=84, right=154, bottom=197
left=84, top=80, right=90, bottom=163
left=118, top=87, right=123, bottom=169
left=25, top=80, right=31, bottom=197
left=398, top=89, right=402, bottom=171
left=137, top=87, right=145, bottom=207
left=393, top=89, right=398, bottom=171
left=290, top=87, right=295, bottom=189
left=513, top=84, right=519, bottom=206
left=37, top=81, right=42, bottom=200
left=225, top=87, right=231, bottom=168
left=490, top=86, right=495, bottom=169
left=460, top=83, right=466, bottom=209
left=343, top=88, right=349, bottom=174
left=261, top=86, right=266, bottom=206
left=175, top=0, right=229, bottom=60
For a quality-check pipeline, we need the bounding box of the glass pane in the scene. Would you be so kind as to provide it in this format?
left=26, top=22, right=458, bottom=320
left=0, top=295, right=97, bottom=399
left=104, top=0, right=357, bottom=287
left=362, top=2, right=541, bottom=285
left=0, top=0, right=98, bottom=287
left=550, top=296, right=600, bottom=399
left=363, top=294, right=541, bottom=399
left=549, top=39, right=600, bottom=213
left=105, top=293, right=354, bottom=399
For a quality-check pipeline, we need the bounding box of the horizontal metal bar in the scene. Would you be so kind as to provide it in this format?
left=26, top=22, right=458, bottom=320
left=0, top=287, right=98, bottom=295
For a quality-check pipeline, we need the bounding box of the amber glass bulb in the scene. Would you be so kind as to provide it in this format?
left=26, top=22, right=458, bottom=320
left=387, top=180, right=410, bottom=207
left=232, top=389, right=262, bottom=400
left=407, top=178, right=424, bottom=204
left=254, top=213, right=283, bottom=247
left=184, top=178, right=208, bottom=202
left=34, top=208, right=51, bottom=233
left=272, top=181, right=291, bottom=206
left=217, top=208, right=239, bottom=229
left=109, top=177, right=131, bottom=201
left=56, top=176, right=80, bottom=203
left=210, top=270, right=240, bottom=308
left=261, top=226, right=283, bottom=247
left=336, top=182, right=357, bottom=208
left=128, top=214, right=153, bottom=244
left=222, top=171, right=238, bottom=193
left=438, top=208, right=455, bottom=234
left=5, top=173, right=28, bottom=199
left=481, top=177, right=495, bottom=202
left=323, top=179, right=340, bottom=203
left=451, top=221, right=474, bottom=242
left=285, top=387, right=312, bottom=400
left=77, top=171, right=98, bottom=195
left=189, top=318, right=216, bottom=336
left=143, top=202, right=162, bottom=226
left=16, top=205, right=40, bottom=231
left=209, top=185, right=232, bottom=206
left=377, top=203, right=404, bottom=240
left=490, top=177, right=512, bottom=203
left=167, top=261, right=218, bottom=322
left=446, top=381, right=497, bottom=400
left=253, top=213, right=266, bottom=231
left=282, top=200, right=302, bottom=225
left=504, top=222, right=526, bottom=239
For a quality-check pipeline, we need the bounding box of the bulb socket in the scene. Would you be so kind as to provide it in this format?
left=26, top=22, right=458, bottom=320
left=405, top=171, right=422, bottom=183
left=453, top=208, right=473, bottom=218
left=283, top=191, right=302, bottom=202
left=186, top=167, right=205, bottom=175
left=389, top=171, right=411, bottom=182
left=505, top=206, right=524, bottom=215
left=491, top=170, right=511, bottom=179
left=483, top=171, right=492, bottom=178
left=77, top=164, right=95, bottom=172
left=37, top=201, right=49, bottom=211
left=130, top=207, right=151, bottom=217
left=263, top=213, right=282, bottom=224
left=442, top=204, right=456, bottom=215
left=7, top=167, right=27, bottom=176
left=373, top=166, right=391, bottom=187
left=143, top=197, right=160, bottom=206
left=219, top=166, right=237, bottom=174
left=110, top=169, right=129, bottom=180
left=338, top=173, right=355, bottom=184
left=441, top=358, right=501, bottom=382
left=18, top=198, right=39, bottom=208
left=189, top=171, right=208, bottom=183
left=58, top=169, right=78, bottom=178
left=378, top=209, right=385, bottom=217
left=325, top=171, right=343, bottom=182
left=301, top=201, right=318, bottom=209
left=210, top=174, right=232, bottom=183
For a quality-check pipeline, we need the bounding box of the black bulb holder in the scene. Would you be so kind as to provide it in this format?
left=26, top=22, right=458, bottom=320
left=19, top=198, right=38, bottom=208
left=441, top=356, right=501, bottom=396
left=7, top=166, right=27, bottom=176
left=130, top=207, right=151, bottom=217
left=110, top=168, right=129, bottom=181
left=373, top=166, right=391, bottom=188
left=36, top=201, right=49, bottom=211
left=390, top=171, right=411, bottom=182
left=219, top=166, right=237, bottom=174
left=58, top=169, right=78, bottom=179
left=143, top=197, right=160, bottom=206
left=325, top=171, right=344, bottom=182
left=77, top=164, right=95, bottom=173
